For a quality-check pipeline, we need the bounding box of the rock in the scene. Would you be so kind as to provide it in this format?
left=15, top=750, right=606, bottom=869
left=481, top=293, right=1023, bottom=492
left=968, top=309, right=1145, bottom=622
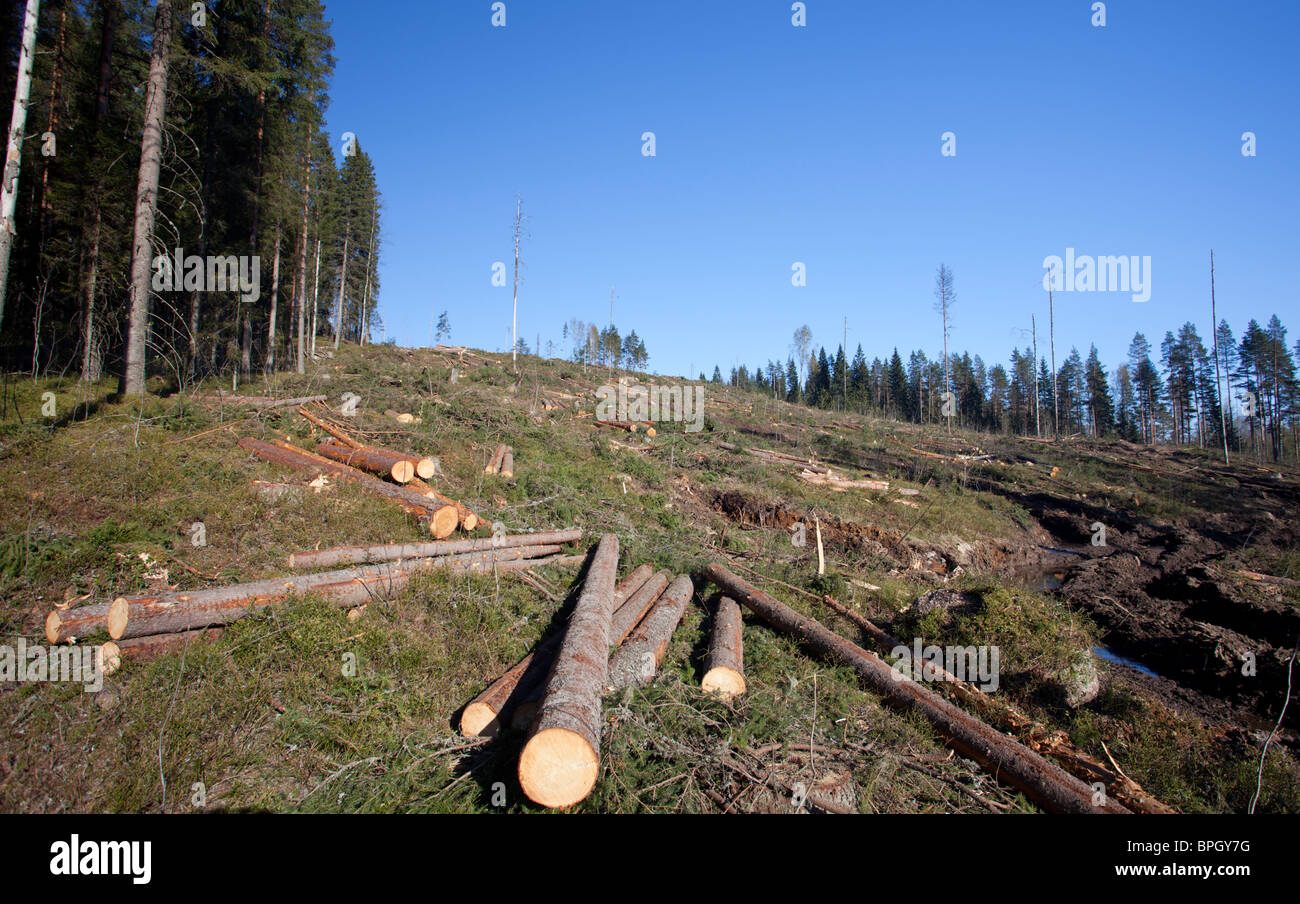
left=1055, top=652, right=1100, bottom=707
left=913, top=588, right=981, bottom=620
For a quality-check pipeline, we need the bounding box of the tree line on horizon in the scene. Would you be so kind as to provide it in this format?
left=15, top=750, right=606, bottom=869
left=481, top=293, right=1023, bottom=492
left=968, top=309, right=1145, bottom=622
left=703, top=314, right=1298, bottom=464
left=0, top=0, right=381, bottom=392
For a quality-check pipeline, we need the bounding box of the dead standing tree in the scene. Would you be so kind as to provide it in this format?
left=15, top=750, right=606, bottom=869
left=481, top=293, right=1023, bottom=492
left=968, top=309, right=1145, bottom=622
left=934, top=264, right=955, bottom=434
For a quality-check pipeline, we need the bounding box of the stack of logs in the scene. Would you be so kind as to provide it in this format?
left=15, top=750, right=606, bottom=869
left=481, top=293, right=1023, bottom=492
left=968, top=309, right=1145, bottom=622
left=44, top=530, right=585, bottom=674
left=461, top=535, right=714, bottom=808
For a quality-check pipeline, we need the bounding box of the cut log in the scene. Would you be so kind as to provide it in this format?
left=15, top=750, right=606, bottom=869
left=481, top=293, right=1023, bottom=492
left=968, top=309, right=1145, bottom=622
left=405, top=478, right=478, bottom=530
left=240, top=437, right=459, bottom=538
left=500, top=450, right=515, bottom=479
left=484, top=443, right=508, bottom=474
left=810, top=593, right=1174, bottom=815
left=46, top=599, right=128, bottom=644
left=518, top=534, right=619, bottom=808
left=289, top=528, right=581, bottom=571
left=509, top=568, right=667, bottom=731
left=92, top=547, right=564, bottom=642
left=703, top=563, right=1129, bottom=815
left=605, top=574, right=694, bottom=691
left=614, top=565, right=654, bottom=606
left=461, top=563, right=654, bottom=738
left=100, top=628, right=224, bottom=673
left=609, top=571, right=670, bottom=644
left=701, top=596, right=746, bottom=699
left=316, top=440, right=416, bottom=483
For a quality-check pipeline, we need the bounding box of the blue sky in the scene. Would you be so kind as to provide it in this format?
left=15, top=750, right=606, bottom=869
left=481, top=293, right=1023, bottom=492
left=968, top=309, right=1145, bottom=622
left=321, top=0, right=1298, bottom=379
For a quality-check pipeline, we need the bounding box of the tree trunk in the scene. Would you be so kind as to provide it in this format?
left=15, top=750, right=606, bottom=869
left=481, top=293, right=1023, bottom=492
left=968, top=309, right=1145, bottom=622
left=289, top=528, right=581, bottom=571
left=605, top=573, right=693, bottom=691
left=517, top=534, right=619, bottom=807
left=309, top=239, right=321, bottom=357
left=120, top=0, right=172, bottom=396
left=701, top=595, right=746, bottom=699
left=500, top=449, right=514, bottom=479
left=265, top=224, right=281, bottom=374
left=295, top=153, right=310, bottom=373
left=333, top=232, right=348, bottom=349
left=703, top=563, right=1129, bottom=815
left=0, top=0, right=40, bottom=328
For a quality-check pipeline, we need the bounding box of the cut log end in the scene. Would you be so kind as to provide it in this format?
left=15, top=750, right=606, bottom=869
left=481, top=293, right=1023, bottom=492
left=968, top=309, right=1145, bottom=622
left=107, top=598, right=130, bottom=640
left=390, top=460, right=415, bottom=483
left=99, top=642, right=121, bottom=677
left=518, top=727, right=600, bottom=809
left=460, top=702, right=502, bottom=738
left=428, top=505, right=459, bottom=539
left=701, top=666, right=746, bottom=699
left=416, top=458, right=437, bottom=480
left=44, top=611, right=61, bottom=644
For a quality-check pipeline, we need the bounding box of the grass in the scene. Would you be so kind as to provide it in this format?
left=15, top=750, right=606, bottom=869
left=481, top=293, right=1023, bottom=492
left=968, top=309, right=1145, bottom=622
left=0, top=344, right=1295, bottom=812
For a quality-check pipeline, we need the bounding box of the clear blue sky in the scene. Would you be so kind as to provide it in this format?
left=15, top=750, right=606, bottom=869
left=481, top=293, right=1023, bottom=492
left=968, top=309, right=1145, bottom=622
left=321, top=0, right=1298, bottom=379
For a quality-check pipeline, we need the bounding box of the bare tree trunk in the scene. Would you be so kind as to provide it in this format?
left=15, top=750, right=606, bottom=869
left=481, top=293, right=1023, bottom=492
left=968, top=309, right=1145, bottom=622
left=0, top=0, right=42, bottom=328
left=333, top=232, right=348, bottom=349
left=309, top=238, right=321, bottom=357
left=511, top=196, right=521, bottom=368
left=264, top=225, right=281, bottom=374
left=1049, top=277, right=1058, bottom=438
left=295, top=153, right=310, bottom=373
left=121, top=0, right=173, bottom=397
left=78, top=0, right=114, bottom=383
left=359, top=200, right=375, bottom=346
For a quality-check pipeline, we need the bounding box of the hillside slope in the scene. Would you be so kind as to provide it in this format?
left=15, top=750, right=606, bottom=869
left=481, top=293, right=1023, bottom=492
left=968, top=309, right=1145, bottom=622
left=0, top=344, right=1296, bottom=813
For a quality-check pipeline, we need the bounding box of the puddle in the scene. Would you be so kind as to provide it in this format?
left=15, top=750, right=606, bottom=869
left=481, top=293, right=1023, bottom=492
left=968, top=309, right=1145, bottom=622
left=1092, top=645, right=1161, bottom=679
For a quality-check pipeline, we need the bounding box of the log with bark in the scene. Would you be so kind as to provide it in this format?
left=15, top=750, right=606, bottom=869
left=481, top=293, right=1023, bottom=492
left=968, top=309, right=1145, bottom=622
left=460, top=561, right=653, bottom=738
left=316, top=440, right=417, bottom=483
left=703, top=563, right=1129, bottom=815
left=517, top=534, right=619, bottom=808
left=509, top=569, right=669, bottom=731
left=289, top=528, right=582, bottom=571
left=100, top=628, right=224, bottom=674
left=484, top=443, right=508, bottom=475
left=49, top=546, right=574, bottom=644
left=239, top=437, right=459, bottom=538
left=811, top=593, right=1174, bottom=814
left=701, top=595, right=746, bottom=699
left=500, top=449, right=514, bottom=479
left=605, top=574, right=694, bottom=691
left=404, top=478, right=478, bottom=530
